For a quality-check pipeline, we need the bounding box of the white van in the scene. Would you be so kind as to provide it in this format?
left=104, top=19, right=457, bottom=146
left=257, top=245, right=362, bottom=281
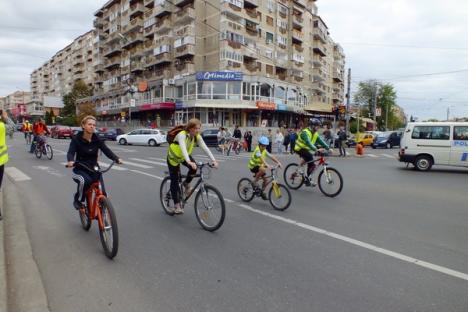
left=399, top=122, right=468, bottom=171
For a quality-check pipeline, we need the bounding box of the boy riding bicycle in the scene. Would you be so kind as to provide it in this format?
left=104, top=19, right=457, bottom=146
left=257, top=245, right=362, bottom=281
left=248, top=136, right=282, bottom=200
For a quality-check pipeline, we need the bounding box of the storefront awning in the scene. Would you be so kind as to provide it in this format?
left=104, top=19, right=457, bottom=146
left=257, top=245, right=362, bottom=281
left=138, top=102, right=175, bottom=111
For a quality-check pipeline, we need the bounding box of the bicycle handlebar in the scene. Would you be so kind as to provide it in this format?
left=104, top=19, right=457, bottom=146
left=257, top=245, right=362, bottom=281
left=66, top=161, right=115, bottom=173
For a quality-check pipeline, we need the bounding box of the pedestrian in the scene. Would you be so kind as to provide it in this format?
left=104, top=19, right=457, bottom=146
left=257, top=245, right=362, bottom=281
left=283, top=129, right=290, bottom=154
left=246, top=131, right=253, bottom=152
left=323, top=125, right=332, bottom=147
left=275, top=129, right=284, bottom=154
left=289, top=129, right=297, bottom=154
left=233, top=125, right=242, bottom=140
left=266, top=129, right=273, bottom=153
left=337, top=126, right=348, bottom=157
left=0, top=110, right=15, bottom=221
left=217, top=127, right=227, bottom=154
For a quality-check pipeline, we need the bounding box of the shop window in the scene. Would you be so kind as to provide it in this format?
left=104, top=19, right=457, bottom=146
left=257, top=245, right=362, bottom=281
left=213, top=81, right=227, bottom=99
left=187, top=82, right=196, bottom=100
left=227, top=81, right=241, bottom=100
left=198, top=81, right=212, bottom=99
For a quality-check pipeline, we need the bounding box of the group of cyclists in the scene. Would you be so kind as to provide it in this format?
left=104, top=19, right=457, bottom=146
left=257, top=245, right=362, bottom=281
left=65, top=116, right=331, bottom=215
left=21, top=118, right=50, bottom=153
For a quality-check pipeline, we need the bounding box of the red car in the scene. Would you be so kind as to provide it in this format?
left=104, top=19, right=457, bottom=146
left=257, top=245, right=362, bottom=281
left=51, top=125, right=72, bottom=139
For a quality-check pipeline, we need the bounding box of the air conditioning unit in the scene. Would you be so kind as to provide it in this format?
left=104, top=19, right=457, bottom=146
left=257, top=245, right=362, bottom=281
left=168, top=79, right=175, bottom=85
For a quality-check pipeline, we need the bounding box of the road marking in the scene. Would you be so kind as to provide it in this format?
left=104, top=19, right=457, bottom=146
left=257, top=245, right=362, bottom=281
left=53, top=148, right=67, bottom=156
left=112, top=147, right=137, bottom=153
left=5, top=167, right=32, bottom=181
left=130, top=170, right=163, bottom=180
left=32, top=165, right=65, bottom=177
left=128, top=158, right=166, bottom=166
left=224, top=198, right=234, bottom=203
left=236, top=203, right=468, bottom=282
left=120, top=160, right=153, bottom=169
left=365, top=154, right=378, bottom=158
left=382, top=154, right=396, bottom=159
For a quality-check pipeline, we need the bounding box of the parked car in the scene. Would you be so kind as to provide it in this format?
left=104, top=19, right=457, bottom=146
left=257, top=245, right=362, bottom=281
left=50, top=125, right=72, bottom=139
left=102, top=128, right=124, bottom=141
left=71, top=127, right=82, bottom=137
left=355, top=133, right=374, bottom=146
left=201, top=128, right=220, bottom=146
left=372, top=131, right=401, bottom=149
left=117, top=129, right=166, bottom=146
left=96, top=127, right=107, bottom=140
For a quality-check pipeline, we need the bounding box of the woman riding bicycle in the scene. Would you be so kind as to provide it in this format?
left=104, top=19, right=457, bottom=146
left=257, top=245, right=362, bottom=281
left=167, top=118, right=219, bottom=214
left=66, top=116, right=123, bottom=210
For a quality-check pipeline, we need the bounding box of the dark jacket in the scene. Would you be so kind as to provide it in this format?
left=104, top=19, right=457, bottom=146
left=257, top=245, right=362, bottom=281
left=67, top=131, right=119, bottom=168
left=233, top=129, right=242, bottom=139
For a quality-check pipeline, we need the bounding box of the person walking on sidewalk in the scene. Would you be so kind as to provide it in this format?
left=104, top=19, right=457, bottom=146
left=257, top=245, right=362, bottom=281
left=337, top=126, right=348, bottom=157
left=0, top=110, right=15, bottom=221
left=266, top=129, right=273, bottom=153
left=289, top=129, right=297, bottom=154
left=275, top=129, right=284, bottom=154
left=283, top=130, right=290, bottom=154
left=244, top=131, right=253, bottom=152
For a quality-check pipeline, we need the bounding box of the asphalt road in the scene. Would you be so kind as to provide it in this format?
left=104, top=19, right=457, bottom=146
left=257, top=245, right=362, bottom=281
left=5, top=134, right=468, bottom=311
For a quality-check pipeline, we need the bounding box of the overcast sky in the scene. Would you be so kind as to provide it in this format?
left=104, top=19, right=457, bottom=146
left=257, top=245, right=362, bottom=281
left=1, top=0, right=467, bottom=120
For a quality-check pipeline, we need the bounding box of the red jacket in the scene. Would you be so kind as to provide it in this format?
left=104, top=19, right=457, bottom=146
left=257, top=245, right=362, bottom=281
left=33, top=122, right=49, bottom=136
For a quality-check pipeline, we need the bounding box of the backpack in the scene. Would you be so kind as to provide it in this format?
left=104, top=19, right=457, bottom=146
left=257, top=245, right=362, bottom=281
left=339, top=130, right=347, bottom=141
left=167, top=125, right=185, bottom=144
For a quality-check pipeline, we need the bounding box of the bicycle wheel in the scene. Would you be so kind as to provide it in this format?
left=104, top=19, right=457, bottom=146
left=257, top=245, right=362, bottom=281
left=98, top=197, right=119, bottom=259
left=283, top=163, right=304, bottom=190
left=194, top=184, right=225, bottom=232
left=34, top=146, right=42, bottom=159
left=159, top=176, right=175, bottom=216
left=318, top=167, right=343, bottom=198
left=79, top=204, right=91, bottom=231
left=268, top=183, right=291, bottom=211
left=226, top=144, right=232, bottom=156
left=45, top=144, right=53, bottom=160
left=237, top=178, right=255, bottom=202
left=235, top=145, right=241, bottom=155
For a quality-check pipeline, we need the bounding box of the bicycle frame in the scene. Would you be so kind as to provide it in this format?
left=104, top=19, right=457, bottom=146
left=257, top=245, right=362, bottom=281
left=85, top=181, right=107, bottom=231
left=178, top=163, right=211, bottom=204
left=255, top=166, right=282, bottom=197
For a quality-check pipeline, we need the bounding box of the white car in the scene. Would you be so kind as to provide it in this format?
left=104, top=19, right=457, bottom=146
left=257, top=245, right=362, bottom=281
left=117, top=129, right=166, bottom=146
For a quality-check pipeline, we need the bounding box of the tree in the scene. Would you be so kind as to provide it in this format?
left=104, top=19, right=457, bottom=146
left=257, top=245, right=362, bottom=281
left=77, top=102, right=96, bottom=123
left=61, top=80, right=93, bottom=126
left=353, top=80, right=398, bottom=131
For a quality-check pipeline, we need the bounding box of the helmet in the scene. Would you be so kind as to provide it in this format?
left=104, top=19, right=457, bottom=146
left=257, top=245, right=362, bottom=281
left=258, top=136, right=269, bottom=146
left=308, top=118, right=322, bottom=128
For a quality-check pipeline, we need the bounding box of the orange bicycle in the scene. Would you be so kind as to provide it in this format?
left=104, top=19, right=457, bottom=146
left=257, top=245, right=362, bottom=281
left=67, top=161, right=119, bottom=259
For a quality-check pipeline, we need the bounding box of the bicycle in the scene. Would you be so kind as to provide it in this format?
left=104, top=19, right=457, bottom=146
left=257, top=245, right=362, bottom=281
left=34, top=136, right=53, bottom=160
left=160, top=162, right=226, bottom=232
left=226, top=138, right=242, bottom=156
left=237, top=165, right=291, bottom=211
left=283, top=152, right=343, bottom=197
left=66, top=161, right=119, bottom=259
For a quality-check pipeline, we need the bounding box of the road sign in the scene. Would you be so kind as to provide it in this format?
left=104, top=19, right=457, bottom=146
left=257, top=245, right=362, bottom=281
left=130, top=99, right=136, bottom=107
left=376, top=108, right=382, bottom=117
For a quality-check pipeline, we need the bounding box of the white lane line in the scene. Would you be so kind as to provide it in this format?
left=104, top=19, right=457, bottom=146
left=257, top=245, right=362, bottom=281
left=236, top=203, right=468, bottom=282
left=53, top=148, right=67, bottom=156
left=112, top=147, right=137, bottom=153
left=5, top=167, right=32, bottom=181
left=382, top=153, right=396, bottom=159
left=224, top=198, right=234, bottom=203
left=148, top=157, right=167, bottom=162
left=120, top=160, right=153, bottom=169
left=128, top=157, right=166, bottom=166
left=365, top=154, right=378, bottom=158
left=130, top=169, right=163, bottom=180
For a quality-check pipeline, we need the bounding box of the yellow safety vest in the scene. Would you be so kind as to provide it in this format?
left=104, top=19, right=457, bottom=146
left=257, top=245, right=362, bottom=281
left=248, top=146, right=267, bottom=169
left=167, top=130, right=200, bottom=166
left=294, top=128, right=319, bottom=152
left=0, top=122, right=9, bottom=166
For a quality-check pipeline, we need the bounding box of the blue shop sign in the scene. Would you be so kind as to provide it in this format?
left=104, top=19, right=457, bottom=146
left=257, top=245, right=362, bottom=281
left=196, top=71, right=243, bottom=81
left=277, top=104, right=287, bottom=111
left=175, top=100, right=185, bottom=109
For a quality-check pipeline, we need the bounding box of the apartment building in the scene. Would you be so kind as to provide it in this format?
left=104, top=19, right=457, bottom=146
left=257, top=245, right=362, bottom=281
left=1, top=91, right=32, bottom=121
left=30, top=31, right=96, bottom=118
left=91, top=0, right=345, bottom=127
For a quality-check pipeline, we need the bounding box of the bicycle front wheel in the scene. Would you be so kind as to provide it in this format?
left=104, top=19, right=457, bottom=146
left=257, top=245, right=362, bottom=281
left=269, top=183, right=291, bottom=211
left=318, top=167, right=343, bottom=198
left=34, top=146, right=42, bottom=159
left=45, top=144, right=53, bottom=160
left=98, top=198, right=119, bottom=259
left=237, top=178, right=255, bottom=202
left=159, top=177, right=176, bottom=216
left=79, top=204, right=91, bottom=231
left=194, top=184, right=225, bottom=232
left=283, top=163, right=304, bottom=190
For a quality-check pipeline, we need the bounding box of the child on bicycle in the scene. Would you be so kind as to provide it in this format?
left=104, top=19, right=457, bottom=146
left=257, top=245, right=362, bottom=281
left=248, top=136, right=282, bottom=200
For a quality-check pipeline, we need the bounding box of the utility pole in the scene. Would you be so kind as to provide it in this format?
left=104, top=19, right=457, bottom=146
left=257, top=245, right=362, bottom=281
left=345, top=68, right=351, bottom=134
left=373, top=81, right=378, bottom=130
left=385, top=101, right=389, bottom=131
left=447, top=106, right=450, bottom=121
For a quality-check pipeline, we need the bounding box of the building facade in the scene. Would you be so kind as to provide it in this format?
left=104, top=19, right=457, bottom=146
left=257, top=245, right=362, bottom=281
left=29, top=31, right=96, bottom=118
left=2, top=91, right=32, bottom=121
left=90, top=0, right=345, bottom=127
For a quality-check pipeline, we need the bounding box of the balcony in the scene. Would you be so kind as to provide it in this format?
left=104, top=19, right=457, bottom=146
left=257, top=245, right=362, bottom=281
left=104, top=58, right=121, bottom=70
left=227, top=40, right=242, bottom=49
left=292, top=30, right=304, bottom=43
left=174, top=7, right=195, bottom=25
left=293, top=44, right=303, bottom=52
left=313, top=28, right=327, bottom=43
left=144, top=8, right=154, bottom=19
left=94, top=63, right=105, bottom=73
left=244, top=0, right=258, bottom=8
left=312, top=68, right=326, bottom=81
left=174, top=44, right=195, bottom=58
left=313, top=42, right=327, bottom=57
left=292, top=14, right=303, bottom=29
left=175, top=63, right=195, bottom=75
left=129, top=3, right=145, bottom=19
left=175, top=25, right=195, bottom=37
left=122, top=17, right=144, bottom=34
left=147, top=69, right=172, bottom=80
left=332, top=92, right=342, bottom=101
left=144, top=23, right=156, bottom=37
left=130, top=62, right=145, bottom=73
left=245, top=22, right=258, bottom=36
left=243, top=47, right=258, bottom=60
left=174, top=0, right=193, bottom=7
left=311, top=82, right=326, bottom=95
left=155, top=18, right=172, bottom=34
left=122, top=32, right=144, bottom=49
left=93, top=18, right=104, bottom=28
left=106, top=31, right=122, bottom=45
left=293, top=0, right=306, bottom=7
left=244, top=61, right=259, bottom=72
left=103, top=45, right=122, bottom=58
left=333, top=71, right=344, bottom=82
left=154, top=52, right=172, bottom=65
left=154, top=2, right=173, bottom=18
left=245, top=8, right=257, bottom=19
left=144, top=0, right=154, bottom=8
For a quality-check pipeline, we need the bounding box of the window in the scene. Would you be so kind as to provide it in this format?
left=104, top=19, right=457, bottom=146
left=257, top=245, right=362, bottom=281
left=454, top=126, right=468, bottom=140
left=174, top=36, right=195, bottom=48
left=212, top=81, right=226, bottom=99
left=266, top=65, right=274, bottom=74
left=412, top=126, right=450, bottom=140
left=198, top=81, right=211, bottom=99
left=277, top=35, right=287, bottom=45
left=266, top=32, right=274, bottom=44
left=266, top=16, right=274, bottom=26
left=227, top=82, right=241, bottom=100
left=224, top=0, right=243, bottom=8
left=221, top=31, right=245, bottom=44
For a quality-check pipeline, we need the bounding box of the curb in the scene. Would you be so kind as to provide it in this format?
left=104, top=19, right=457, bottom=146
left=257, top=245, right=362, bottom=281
left=3, top=176, right=49, bottom=312
left=0, top=189, right=7, bottom=312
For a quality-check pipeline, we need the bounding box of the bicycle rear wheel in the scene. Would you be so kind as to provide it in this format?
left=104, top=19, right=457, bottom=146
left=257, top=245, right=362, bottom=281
left=45, top=144, right=53, bottom=160
left=237, top=178, right=255, bottom=202
left=268, top=183, right=291, bottom=211
left=79, top=204, right=91, bottom=231
left=318, top=167, right=343, bottom=198
left=98, top=198, right=119, bottom=259
left=283, top=163, right=304, bottom=190
left=159, top=177, right=176, bottom=216
left=194, top=184, right=225, bottom=232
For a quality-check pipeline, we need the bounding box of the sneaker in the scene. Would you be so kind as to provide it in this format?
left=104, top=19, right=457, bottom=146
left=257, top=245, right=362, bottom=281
left=261, top=192, right=268, bottom=200
left=73, top=199, right=83, bottom=210
left=174, top=206, right=184, bottom=214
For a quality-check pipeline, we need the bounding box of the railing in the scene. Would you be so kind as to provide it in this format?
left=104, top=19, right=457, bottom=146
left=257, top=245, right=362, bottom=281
left=175, top=44, right=195, bottom=57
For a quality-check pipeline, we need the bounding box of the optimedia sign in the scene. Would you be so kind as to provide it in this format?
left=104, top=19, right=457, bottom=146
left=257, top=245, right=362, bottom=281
left=196, top=71, right=243, bottom=81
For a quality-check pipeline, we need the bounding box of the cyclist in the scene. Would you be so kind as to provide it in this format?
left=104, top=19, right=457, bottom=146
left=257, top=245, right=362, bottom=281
left=30, top=118, right=49, bottom=153
left=22, top=120, right=33, bottom=144
left=293, top=118, right=331, bottom=186
left=66, top=116, right=123, bottom=210
left=248, top=136, right=282, bottom=200
left=167, top=118, right=219, bottom=214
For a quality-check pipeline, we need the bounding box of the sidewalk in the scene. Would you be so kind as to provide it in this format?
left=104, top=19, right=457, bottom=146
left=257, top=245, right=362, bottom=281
left=0, top=176, right=49, bottom=312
